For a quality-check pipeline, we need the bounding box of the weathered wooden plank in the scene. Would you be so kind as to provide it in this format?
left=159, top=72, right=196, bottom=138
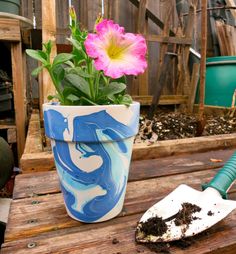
left=20, top=151, right=55, bottom=172
left=7, top=128, right=17, bottom=143
left=133, top=95, right=188, bottom=105
left=15, top=148, right=235, bottom=200
left=226, top=0, right=236, bottom=19
left=13, top=171, right=59, bottom=199
left=11, top=41, right=26, bottom=159
left=2, top=195, right=236, bottom=253
left=136, top=0, right=149, bottom=96
left=21, top=0, right=33, bottom=20
left=23, top=110, right=43, bottom=154
left=41, top=0, right=56, bottom=102
left=187, top=63, right=200, bottom=113
left=56, top=0, right=69, bottom=44
left=132, top=133, right=236, bottom=160
left=20, top=133, right=236, bottom=172
left=147, top=34, right=192, bottom=44
left=0, top=19, right=21, bottom=41
left=6, top=167, right=236, bottom=243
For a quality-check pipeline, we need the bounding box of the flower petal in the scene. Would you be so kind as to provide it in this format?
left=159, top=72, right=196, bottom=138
left=85, top=19, right=147, bottom=79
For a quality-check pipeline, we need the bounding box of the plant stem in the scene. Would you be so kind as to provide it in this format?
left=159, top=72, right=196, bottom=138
left=86, top=59, right=95, bottom=100
left=47, top=67, right=64, bottom=103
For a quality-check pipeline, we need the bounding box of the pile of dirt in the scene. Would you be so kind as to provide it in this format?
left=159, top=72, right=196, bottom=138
left=135, top=111, right=236, bottom=143
left=174, top=203, right=201, bottom=227
left=136, top=202, right=203, bottom=253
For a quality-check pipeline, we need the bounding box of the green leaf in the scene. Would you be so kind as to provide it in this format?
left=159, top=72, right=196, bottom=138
left=68, top=67, right=94, bottom=78
left=26, top=49, right=48, bottom=65
left=80, top=96, right=97, bottom=105
left=64, top=73, right=91, bottom=97
left=119, top=94, right=133, bottom=106
left=53, top=53, right=74, bottom=66
left=67, top=38, right=82, bottom=51
left=52, top=65, right=65, bottom=84
left=62, top=86, right=78, bottom=98
left=31, top=66, right=43, bottom=76
left=66, top=94, right=80, bottom=102
left=43, top=41, right=52, bottom=55
left=99, top=82, right=126, bottom=97
left=47, top=94, right=61, bottom=101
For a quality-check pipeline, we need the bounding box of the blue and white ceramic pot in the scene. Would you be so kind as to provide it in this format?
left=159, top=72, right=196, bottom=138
left=43, top=102, right=140, bottom=223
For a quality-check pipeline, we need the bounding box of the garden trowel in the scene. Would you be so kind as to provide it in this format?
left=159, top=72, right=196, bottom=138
left=136, top=152, right=236, bottom=243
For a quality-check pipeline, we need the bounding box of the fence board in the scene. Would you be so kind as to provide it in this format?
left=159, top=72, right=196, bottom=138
left=20, top=0, right=202, bottom=101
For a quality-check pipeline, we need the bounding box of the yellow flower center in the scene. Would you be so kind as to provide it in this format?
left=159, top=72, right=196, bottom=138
left=107, top=43, right=124, bottom=60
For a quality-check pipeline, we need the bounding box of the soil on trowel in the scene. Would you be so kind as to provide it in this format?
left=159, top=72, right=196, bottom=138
left=135, top=109, right=236, bottom=144
left=138, top=216, right=168, bottom=237
left=174, top=202, right=201, bottom=226
left=136, top=202, right=202, bottom=253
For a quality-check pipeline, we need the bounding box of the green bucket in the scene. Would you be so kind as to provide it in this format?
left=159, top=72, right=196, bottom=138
left=0, top=0, right=20, bottom=15
left=196, top=56, right=236, bottom=107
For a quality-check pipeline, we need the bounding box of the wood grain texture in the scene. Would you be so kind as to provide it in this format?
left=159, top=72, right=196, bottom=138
left=23, top=110, right=43, bottom=154
left=15, top=148, right=235, bottom=200
left=187, top=63, right=200, bottom=113
left=136, top=0, right=149, bottom=96
left=11, top=42, right=26, bottom=159
left=41, top=0, right=56, bottom=102
left=3, top=211, right=236, bottom=254
left=132, top=133, right=236, bottom=160
left=132, top=95, right=188, bottom=105
left=226, top=0, right=236, bottom=19
left=0, top=18, right=21, bottom=41
left=20, top=113, right=236, bottom=173
left=5, top=168, right=236, bottom=243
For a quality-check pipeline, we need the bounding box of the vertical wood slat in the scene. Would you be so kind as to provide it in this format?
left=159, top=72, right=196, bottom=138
left=56, top=0, right=69, bottom=44
left=20, top=0, right=33, bottom=20
left=41, top=0, right=56, bottom=103
left=11, top=41, right=26, bottom=160
left=34, top=0, right=42, bottom=29
left=77, top=0, right=88, bottom=30
left=187, top=63, right=200, bottom=113
left=131, top=0, right=149, bottom=96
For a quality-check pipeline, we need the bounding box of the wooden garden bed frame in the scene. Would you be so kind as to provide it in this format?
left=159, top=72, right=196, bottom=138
left=20, top=109, right=236, bottom=173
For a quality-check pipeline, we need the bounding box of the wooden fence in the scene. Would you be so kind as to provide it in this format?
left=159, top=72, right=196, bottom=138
left=20, top=0, right=207, bottom=107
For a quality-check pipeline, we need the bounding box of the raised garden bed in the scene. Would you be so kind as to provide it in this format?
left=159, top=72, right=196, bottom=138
left=20, top=109, right=236, bottom=173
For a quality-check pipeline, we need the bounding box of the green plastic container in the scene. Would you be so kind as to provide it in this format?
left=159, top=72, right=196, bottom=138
left=0, top=0, right=20, bottom=15
left=196, top=56, right=236, bottom=107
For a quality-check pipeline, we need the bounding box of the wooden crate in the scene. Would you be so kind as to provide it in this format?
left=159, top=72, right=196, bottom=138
left=20, top=110, right=236, bottom=173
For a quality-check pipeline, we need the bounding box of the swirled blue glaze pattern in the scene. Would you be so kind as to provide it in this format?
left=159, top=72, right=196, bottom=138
left=43, top=103, right=139, bottom=222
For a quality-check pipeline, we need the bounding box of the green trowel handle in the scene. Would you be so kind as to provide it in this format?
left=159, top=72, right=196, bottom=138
left=202, top=152, right=236, bottom=199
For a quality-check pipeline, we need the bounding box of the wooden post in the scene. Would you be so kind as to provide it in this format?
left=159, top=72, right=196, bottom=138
left=41, top=0, right=57, bottom=104
left=131, top=0, right=148, bottom=96
left=137, top=0, right=148, bottom=96
left=199, top=0, right=207, bottom=117
left=11, top=42, right=26, bottom=160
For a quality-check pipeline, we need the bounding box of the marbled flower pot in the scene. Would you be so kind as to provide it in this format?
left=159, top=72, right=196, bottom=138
left=43, top=102, right=140, bottom=223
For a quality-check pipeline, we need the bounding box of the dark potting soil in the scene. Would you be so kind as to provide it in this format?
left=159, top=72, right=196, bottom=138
left=135, top=111, right=236, bottom=144
left=136, top=202, right=203, bottom=253
left=207, top=210, right=214, bottom=216
left=139, top=216, right=168, bottom=237
left=174, top=202, right=201, bottom=226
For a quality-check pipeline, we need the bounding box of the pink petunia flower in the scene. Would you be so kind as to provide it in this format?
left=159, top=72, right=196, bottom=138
left=84, top=19, right=147, bottom=79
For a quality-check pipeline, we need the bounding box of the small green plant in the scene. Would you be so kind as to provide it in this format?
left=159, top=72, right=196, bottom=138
left=26, top=8, right=147, bottom=106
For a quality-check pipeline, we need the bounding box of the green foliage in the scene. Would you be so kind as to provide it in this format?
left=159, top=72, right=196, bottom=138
left=26, top=9, right=132, bottom=106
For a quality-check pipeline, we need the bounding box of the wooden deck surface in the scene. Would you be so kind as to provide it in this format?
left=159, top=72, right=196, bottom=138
left=2, top=148, right=236, bottom=253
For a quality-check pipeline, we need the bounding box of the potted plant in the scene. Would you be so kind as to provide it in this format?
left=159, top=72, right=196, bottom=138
left=26, top=8, right=147, bottom=223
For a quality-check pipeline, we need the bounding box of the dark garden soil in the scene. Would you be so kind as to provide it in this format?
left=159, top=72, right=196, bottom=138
left=173, top=202, right=201, bottom=227
left=134, top=108, right=236, bottom=144
left=135, top=202, right=219, bottom=253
